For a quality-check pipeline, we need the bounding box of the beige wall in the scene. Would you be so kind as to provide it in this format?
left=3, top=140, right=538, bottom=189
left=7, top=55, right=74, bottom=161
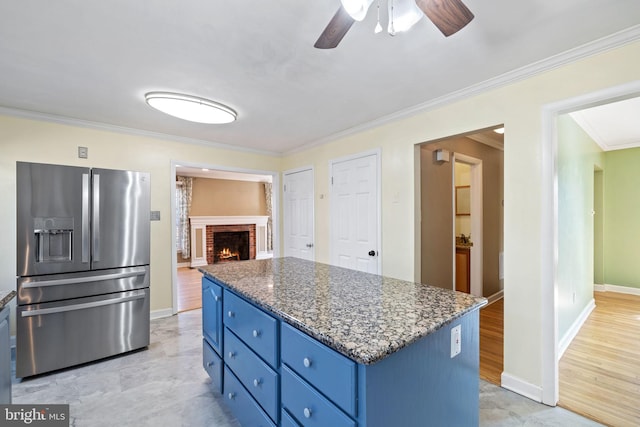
left=420, top=137, right=503, bottom=297
left=189, top=177, right=267, bottom=216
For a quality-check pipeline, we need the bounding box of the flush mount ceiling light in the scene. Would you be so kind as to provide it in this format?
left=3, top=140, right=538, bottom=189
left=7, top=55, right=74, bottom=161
left=493, top=127, right=505, bottom=134
left=144, top=92, right=237, bottom=124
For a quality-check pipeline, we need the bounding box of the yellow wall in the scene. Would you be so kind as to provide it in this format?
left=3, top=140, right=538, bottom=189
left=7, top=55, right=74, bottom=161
left=283, top=40, right=640, bottom=393
left=2, top=39, right=640, bottom=399
left=1, top=115, right=281, bottom=318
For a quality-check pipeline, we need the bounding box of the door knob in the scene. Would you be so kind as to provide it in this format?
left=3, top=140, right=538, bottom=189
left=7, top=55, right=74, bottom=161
left=368, top=250, right=377, bottom=256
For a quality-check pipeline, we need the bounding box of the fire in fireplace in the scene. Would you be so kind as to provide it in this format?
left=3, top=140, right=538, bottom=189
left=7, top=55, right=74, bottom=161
left=213, top=231, right=250, bottom=263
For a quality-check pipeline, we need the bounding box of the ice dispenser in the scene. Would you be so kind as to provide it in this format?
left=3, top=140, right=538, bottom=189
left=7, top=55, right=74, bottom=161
left=34, top=217, right=74, bottom=263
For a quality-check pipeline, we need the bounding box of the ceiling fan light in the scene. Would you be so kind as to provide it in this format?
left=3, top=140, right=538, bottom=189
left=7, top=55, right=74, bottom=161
left=388, top=0, right=423, bottom=33
left=145, top=92, right=237, bottom=124
left=341, top=0, right=374, bottom=21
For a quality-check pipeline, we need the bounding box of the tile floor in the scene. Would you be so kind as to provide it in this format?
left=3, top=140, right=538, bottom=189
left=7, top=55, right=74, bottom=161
left=12, top=309, right=601, bottom=426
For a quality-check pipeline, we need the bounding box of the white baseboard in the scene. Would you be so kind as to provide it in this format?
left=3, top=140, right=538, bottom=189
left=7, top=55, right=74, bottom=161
left=150, top=308, right=173, bottom=320
left=594, top=283, right=640, bottom=296
left=501, top=372, right=543, bottom=403
left=558, top=298, right=595, bottom=359
left=486, top=290, right=504, bottom=305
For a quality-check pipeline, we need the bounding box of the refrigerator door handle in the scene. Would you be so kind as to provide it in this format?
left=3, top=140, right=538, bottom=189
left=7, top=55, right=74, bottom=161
left=92, top=173, right=100, bottom=262
left=82, top=173, right=90, bottom=263
left=21, top=290, right=146, bottom=317
left=20, top=268, right=147, bottom=289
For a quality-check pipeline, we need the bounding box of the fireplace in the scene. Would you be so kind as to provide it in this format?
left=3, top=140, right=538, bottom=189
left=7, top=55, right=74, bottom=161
left=212, top=231, right=249, bottom=263
left=189, top=216, right=271, bottom=267
left=206, top=224, right=256, bottom=264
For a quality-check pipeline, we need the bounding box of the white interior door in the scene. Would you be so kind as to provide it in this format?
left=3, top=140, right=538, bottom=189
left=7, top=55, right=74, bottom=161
left=330, top=152, right=380, bottom=274
left=283, top=168, right=314, bottom=260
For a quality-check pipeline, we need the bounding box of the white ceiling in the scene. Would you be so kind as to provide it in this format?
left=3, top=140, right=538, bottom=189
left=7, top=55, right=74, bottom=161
left=570, top=97, right=640, bottom=151
left=1, top=1, right=639, bottom=155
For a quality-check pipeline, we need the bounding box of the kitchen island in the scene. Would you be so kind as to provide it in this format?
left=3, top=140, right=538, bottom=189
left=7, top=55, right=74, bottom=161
left=200, top=257, right=486, bottom=427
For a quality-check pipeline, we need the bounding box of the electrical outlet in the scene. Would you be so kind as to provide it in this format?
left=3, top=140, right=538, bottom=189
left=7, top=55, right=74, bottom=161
left=78, top=146, right=88, bottom=159
left=150, top=211, right=161, bottom=221
left=451, top=325, right=462, bottom=358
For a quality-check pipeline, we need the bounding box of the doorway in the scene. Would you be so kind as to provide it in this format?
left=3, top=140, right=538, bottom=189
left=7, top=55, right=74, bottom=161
left=454, top=154, right=483, bottom=297
left=170, top=162, right=279, bottom=314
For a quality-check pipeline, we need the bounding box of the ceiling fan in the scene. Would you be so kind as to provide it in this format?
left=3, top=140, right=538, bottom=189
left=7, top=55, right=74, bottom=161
left=315, top=0, right=474, bottom=49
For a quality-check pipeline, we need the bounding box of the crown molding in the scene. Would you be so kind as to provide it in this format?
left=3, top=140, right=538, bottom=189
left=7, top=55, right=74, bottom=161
left=285, top=24, right=640, bottom=156
left=0, top=106, right=282, bottom=158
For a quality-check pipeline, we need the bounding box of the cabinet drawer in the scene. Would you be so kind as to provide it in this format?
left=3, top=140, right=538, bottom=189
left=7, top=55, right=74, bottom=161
left=223, top=367, right=276, bottom=427
left=281, top=323, right=356, bottom=416
left=281, top=409, right=301, bottom=427
left=282, top=365, right=356, bottom=427
left=224, top=290, right=278, bottom=367
left=224, top=328, right=279, bottom=422
left=202, top=277, right=223, bottom=356
left=203, top=339, right=223, bottom=394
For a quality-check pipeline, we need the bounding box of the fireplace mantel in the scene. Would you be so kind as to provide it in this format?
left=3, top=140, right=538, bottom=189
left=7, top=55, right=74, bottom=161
left=189, top=216, right=271, bottom=267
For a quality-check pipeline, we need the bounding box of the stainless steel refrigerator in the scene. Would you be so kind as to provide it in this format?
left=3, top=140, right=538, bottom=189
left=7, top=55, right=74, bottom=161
left=16, top=161, right=151, bottom=378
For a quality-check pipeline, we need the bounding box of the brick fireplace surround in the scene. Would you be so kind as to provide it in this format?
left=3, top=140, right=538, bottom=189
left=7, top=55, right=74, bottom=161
left=206, top=224, right=256, bottom=264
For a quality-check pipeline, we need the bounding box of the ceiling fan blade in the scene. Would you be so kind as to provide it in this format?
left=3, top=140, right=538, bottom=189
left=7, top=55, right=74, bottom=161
left=314, top=6, right=355, bottom=49
left=415, top=0, right=474, bottom=37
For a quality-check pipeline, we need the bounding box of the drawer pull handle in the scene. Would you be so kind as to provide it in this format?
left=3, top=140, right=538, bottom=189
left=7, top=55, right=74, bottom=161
left=252, top=329, right=261, bottom=338
left=303, top=357, right=312, bottom=368
left=303, top=408, right=312, bottom=418
left=206, top=361, right=214, bottom=367
left=228, top=392, right=235, bottom=400
left=228, top=351, right=236, bottom=359
left=227, top=311, right=234, bottom=318
left=213, top=295, right=220, bottom=302
left=253, top=378, right=262, bottom=387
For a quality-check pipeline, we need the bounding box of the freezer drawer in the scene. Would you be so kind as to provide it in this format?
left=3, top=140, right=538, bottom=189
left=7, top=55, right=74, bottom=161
left=17, top=265, right=149, bottom=305
left=16, top=288, right=150, bottom=378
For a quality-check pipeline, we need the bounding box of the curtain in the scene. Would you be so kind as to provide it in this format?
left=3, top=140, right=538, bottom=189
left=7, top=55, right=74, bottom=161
left=176, top=176, right=193, bottom=259
left=264, top=182, right=273, bottom=251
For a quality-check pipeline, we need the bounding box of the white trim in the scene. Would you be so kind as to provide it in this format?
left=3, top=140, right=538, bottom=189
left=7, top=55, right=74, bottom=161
left=170, top=160, right=280, bottom=315
left=595, top=284, right=640, bottom=296
left=329, top=149, right=382, bottom=275
left=454, top=153, right=483, bottom=297
left=486, top=290, right=504, bottom=305
left=0, top=106, right=279, bottom=157
left=283, top=166, right=316, bottom=261
left=558, top=298, right=595, bottom=359
left=501, top=372, right=544, bottom=403
left=540, top=80, right=640, bottom=406
left=150, top=308, right=173, bottom=320
left=284, top=25, right=640, bottom=157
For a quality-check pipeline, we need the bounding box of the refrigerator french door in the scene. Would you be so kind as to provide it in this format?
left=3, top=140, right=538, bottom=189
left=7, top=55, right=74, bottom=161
left=16, top=162, right=151, bottom=378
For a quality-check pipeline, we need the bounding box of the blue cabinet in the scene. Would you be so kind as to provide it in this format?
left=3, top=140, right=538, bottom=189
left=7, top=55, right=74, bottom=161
left=202, top=273, right=480, bottom=427
left=224, top=290, right=278, bottom=367
left=202, top=277, right=223, bottom=355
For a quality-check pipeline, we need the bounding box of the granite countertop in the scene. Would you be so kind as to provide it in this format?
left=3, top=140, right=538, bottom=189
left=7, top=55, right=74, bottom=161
left=200, top=257, right=486, bottom=365
left=0, top=290, right=16, bottom=310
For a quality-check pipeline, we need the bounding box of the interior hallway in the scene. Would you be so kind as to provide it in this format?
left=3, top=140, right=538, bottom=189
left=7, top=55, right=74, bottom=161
left=177, top=267, right=203, bottom=312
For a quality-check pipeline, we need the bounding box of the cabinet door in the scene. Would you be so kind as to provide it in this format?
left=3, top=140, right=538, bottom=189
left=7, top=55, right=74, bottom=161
left=202, top=277, right=223, bottom=355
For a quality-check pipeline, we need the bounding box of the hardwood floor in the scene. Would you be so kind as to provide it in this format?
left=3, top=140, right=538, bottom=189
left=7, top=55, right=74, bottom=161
left=177, top=267, right=203, bottom=312
left=480, top=298, right=504, bottom=385
left=559, top=291, right=640, bottom=427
